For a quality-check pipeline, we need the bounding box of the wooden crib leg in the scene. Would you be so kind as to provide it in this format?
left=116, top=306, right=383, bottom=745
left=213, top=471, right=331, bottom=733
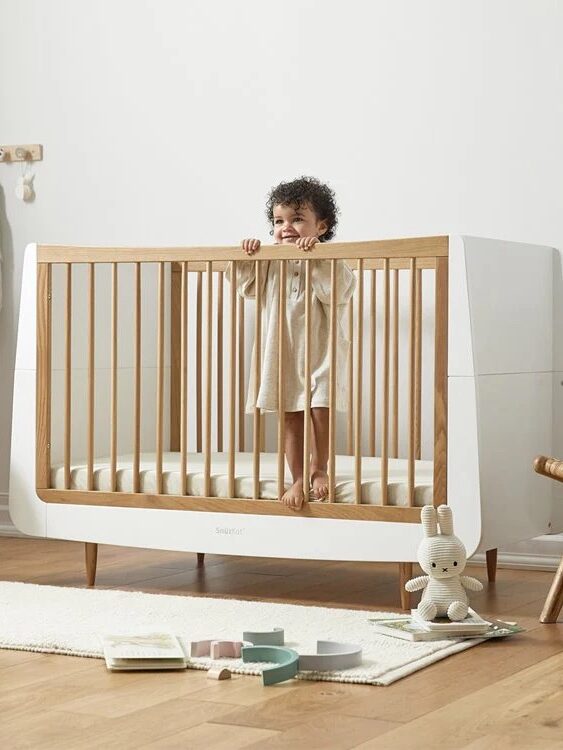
left=540, top=556, right=563, bottom=623
left=399, top=562, right=413, bottom=610
left=85, top=543, right=98, bottom=587
left=486, top=548, right=498, bottom=583
left=197, top=553, right=205, bottom=568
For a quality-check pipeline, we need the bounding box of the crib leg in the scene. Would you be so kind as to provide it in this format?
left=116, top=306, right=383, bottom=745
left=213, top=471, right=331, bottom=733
left=85, top=543, right=98, bottom=587
left=399, top=562, right=413, bottom=610
left=197, top=553, right=205, bottom=568
left=486, top=548, right=498, bottom=583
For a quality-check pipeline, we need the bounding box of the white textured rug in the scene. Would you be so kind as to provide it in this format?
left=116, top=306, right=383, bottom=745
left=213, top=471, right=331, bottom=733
left=0, top=581, right=479, bottom=685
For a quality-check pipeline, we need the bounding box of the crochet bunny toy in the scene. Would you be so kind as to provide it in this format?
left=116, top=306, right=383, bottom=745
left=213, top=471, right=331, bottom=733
left=405, top=504, right=483, bottom=621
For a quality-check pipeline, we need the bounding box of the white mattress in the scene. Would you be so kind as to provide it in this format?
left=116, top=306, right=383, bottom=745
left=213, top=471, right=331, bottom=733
left=51, top=452, right=434, bottom=506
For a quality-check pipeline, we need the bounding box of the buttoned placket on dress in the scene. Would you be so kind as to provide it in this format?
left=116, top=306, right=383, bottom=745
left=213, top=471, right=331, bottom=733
left=289, top=259, right=301, bottom=298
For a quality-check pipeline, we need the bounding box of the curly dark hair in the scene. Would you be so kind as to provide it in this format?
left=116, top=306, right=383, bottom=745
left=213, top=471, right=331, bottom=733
left=265, top=176, right=339, bottom=242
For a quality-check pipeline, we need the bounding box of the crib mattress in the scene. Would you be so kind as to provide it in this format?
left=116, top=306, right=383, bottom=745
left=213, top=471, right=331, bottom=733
left=51, top=452, right=434, bottom=506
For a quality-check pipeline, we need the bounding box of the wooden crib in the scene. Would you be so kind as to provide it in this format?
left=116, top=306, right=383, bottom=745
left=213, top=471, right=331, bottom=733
left=10, top=235, right=559, bottom=607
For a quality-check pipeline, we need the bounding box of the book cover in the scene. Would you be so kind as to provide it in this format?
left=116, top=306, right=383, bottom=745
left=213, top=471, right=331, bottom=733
left=102, top=633, right=187, bottom=671
left=411, top=608, right=490, bottom=633
left=369, top=618, right=452, bottom=641
left=369, top=616, right=524, bottom=642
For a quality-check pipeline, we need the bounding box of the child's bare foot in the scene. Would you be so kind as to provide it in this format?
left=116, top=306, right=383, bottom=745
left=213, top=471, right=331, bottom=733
left=282, top=479, right=305, bottom=510
left=311, top=470, right=329, bottom=501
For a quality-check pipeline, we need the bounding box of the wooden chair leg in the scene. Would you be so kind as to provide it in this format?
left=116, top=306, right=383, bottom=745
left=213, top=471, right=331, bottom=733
left=540, top=556, right=563, bottom=623
left=486, top=548, right=498, bottom=583
left=399, top=562, right=413, bottom=611
left=85, top=543, right=98, bottom=587
left=197, top=553, right=205, bottom=568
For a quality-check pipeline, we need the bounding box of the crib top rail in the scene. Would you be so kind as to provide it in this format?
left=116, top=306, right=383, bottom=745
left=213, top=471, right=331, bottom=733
left=36, top=236, right=448, bottom=264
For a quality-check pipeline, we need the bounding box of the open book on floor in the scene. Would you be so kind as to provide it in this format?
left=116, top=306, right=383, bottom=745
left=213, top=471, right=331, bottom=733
left=102, top=633, right=187, bottom=671
left=368, top=615, right=524, bottom=642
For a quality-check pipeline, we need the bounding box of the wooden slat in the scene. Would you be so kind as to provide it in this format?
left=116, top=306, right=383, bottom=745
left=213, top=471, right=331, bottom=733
left=253, top=261, right=262, bottom=499
left=433, top=255, right=449, bottom=506
left=64, top=264, right=72, bottom=489
left=133, top=263, right=141, bottom=493
left=354, top=259, right=364, bottom=503
left=155, top=262, right=165, bottom=494
left=381, top=259, right=390, bottom=504
left=38, top=488, right=423, bottom=523
left=277, top=260, right=287, bottom=501
left=347, top=296, right=354, bottom=455
left=38, top=237, right=449, bottom=264
left=303, top=260, right=312, bottom=499
left=391, top=268, right=399, bottom=458
left=36, top=264, right=52, bottom=489
left=204, top=261, right=213, bottom=497
left=415, top=268, right=423, bottom=459
left=408, top=259, right=416, bottom=505
left=169, top=265, right=181, bottom=450
left=87, top=264, right=95, bottom=491
left=228, top=263, right=237, bottom=497
left=180, top=262, right=188, bottom=495
left=369, top=269, right=376, bottom=457
left=217, top=270, right=224, bottom=451
left=260, top=413, right=266, bottom=452
left=110, top=263, right=118, bottom=491
left=196, top=271, right=202, bottom=453
left=328, top=260, right=337, bottom=502
left=238, top=295, right=245, bottom=451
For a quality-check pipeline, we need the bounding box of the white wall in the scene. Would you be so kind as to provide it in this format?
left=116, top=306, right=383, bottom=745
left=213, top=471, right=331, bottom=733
left=2, top=0, right=563, bottom=534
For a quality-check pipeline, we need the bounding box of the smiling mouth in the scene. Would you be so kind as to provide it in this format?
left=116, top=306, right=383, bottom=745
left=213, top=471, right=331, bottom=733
left=282, top=236, right=298, bottom=241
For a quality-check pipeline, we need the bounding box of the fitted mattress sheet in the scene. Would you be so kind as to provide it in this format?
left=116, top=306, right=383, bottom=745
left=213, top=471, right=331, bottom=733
left=51, top=451, right=434, bottom=506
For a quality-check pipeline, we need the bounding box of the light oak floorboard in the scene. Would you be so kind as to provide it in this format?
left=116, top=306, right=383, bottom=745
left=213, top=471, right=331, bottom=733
left=243, top=713, right=401, bottom=749
left=0, top=537, right=561, bottom=750
left=351, top=651, right=563, bottom=749
left=141, top=722, right=279, bottom=749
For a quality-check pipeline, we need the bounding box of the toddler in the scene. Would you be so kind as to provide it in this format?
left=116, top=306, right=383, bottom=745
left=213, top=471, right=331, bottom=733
left=231, top=176, right=356, bottom=509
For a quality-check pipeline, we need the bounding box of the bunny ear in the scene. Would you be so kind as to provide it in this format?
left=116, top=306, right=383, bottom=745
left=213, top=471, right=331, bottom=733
left=437, top=505, right=453, bottom=535
left=421, top=505, right=437, bottom=537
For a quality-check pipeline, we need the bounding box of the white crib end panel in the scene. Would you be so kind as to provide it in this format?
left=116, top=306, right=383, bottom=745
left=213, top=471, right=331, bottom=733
left=551, top=249, right=563, bottom=531
left=475, top=372, right=553, bottom=551
left=549, top=371, right=563, bottom=533
left=9, top=370, right=46, bottom=537
left=553, top=249, right=563, bottom=372
left=461, top=236, right=554, bottom=376
left=15, top=244, right=38, bottom=371
left=44, top=504, right=425, bottom=562
left=448, top=235, right=475, bottom=377
left=9, top=245, right=46, bottom=536
left=447, top=376, right=482, bottom=557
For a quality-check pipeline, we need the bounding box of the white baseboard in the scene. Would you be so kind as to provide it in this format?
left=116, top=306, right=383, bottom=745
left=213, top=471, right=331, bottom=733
left=472, top=551, right=561, bottom=572
left=0, top=493, right=24, bottom=537
left=472, top=535, right=563, bottom=572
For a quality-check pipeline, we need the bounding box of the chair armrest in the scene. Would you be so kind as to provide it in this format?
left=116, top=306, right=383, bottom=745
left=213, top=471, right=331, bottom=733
left=534, top=455, right=563, bottom=484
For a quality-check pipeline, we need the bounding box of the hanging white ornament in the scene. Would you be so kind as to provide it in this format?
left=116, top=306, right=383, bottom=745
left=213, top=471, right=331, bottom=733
left=15, top=174, right=35, bottom=202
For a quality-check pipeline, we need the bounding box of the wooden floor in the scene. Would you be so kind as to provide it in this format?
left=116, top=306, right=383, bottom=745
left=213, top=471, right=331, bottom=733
left=1, top=537, right=562, bottom=749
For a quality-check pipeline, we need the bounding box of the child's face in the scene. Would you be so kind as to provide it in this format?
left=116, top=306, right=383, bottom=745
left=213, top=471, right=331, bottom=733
left=272, top=203, right=328, bottom=245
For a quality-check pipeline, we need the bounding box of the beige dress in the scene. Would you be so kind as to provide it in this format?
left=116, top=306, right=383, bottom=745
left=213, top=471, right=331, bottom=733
left=228, top=258, right=356, bottom=413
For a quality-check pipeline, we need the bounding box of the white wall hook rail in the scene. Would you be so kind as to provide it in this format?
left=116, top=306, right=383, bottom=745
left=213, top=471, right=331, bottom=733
left=0, top=144, right=43, bottom=162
